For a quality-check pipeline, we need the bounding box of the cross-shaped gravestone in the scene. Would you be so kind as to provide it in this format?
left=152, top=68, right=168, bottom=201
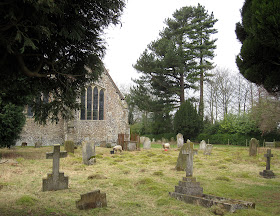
left=42, top=144, right=68, bottom=191
left=182, top=141, right=196, bottom=177
left=264, top=149, right=273, bottom=171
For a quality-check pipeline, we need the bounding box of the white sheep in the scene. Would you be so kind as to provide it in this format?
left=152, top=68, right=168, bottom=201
left=113, top=145, right=123, bottom=153
left=162, top=143, right=170, bottom=149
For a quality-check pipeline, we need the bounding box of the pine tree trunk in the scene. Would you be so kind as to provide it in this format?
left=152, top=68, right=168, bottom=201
left=180, top=71, right=185, bottom=104
left=199, top=58, right=204, bottom=118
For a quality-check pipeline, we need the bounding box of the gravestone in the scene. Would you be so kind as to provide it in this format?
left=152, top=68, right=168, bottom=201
left=76, top=189, right=107, bottom=210
left=260, top=149, right=275, bottom=178
left=199, top=140, right=206, bottom=150
left=82, top=142, right=96, bottom=165
left=175, top=140, right=197, bottom=171
left=204, top=144, right=213, bottom=155
left=176, top=133, right=184, bottom=148
left=64, top=140, right=75, bottom=154
left=170, top=141, right=256, bottom=213
left=140, top=136, right=146, bottom=144
left=35, top=141, right=42, bottom=148
left=249, top=138, right=258, bottom=156
left=42, top=144, right=68, bottom=191
left=143, top=138, right=151, bottom=149
left=265, top=141, right=275, bottom=148
left=127, top=142, right=136, bottom=151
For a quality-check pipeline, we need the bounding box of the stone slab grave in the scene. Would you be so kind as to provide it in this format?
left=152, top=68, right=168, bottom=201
left=175, top=140, right=197, bottom=171
left=176, top=133, right=184, bottom=148
left=249, top=138, right=258, bottom=156
left=203, top=144, right=213, bottom=156
left=199, top=140, right=206, bottom=150
left=76, top=189, right=107, bottom=210
left=170, top=141, right=255, bottom=213
left=82, top=141, right=96, bottom=165
left=260, top=149, right=275, bottom=178
left=42, top=144, right=68, bottom=191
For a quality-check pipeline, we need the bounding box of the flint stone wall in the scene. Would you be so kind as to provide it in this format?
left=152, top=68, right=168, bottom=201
left=16, top=69, right=130, bottom=146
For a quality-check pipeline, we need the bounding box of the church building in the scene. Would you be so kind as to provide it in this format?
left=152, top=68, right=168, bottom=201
left=16, top=69, right=130, bottom=146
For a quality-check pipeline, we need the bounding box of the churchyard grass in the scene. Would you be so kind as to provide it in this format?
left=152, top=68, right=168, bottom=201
left=0, top=144, right=279, bottom=216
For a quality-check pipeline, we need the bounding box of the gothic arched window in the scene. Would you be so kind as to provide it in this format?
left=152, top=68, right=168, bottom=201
left=93, top=87, right=98, bottom=120
left=87, top=86, right=92, bottom=120
left=99, top=89, right=104, bottom=120
left=80, top=90, right=86, bottom=120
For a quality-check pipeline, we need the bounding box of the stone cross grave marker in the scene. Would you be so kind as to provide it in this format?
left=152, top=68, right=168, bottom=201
left=260, top=149, right=275, bottom=178
left=265, top=149, right=273, bottom=170
left=182, top=140, right=195, bottom=177
left=42, top=144, right=68, bottom=191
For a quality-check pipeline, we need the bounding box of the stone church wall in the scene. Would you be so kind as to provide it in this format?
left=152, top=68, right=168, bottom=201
left=16, top=69, right=129, bottom=146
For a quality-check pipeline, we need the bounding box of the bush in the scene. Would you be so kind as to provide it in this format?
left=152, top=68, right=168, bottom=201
left=0, top=102, right=26, bottom=148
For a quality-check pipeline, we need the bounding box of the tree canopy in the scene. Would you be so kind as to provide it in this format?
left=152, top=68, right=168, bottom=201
left=0, top=0, right=125, bottom=123
left=133, top=4, right=217, bottom=115
left=235, top=0, right=280, bottom=94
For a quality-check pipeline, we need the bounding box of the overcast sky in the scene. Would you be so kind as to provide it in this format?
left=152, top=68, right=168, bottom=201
left=103, top=0, right=245, bottom=87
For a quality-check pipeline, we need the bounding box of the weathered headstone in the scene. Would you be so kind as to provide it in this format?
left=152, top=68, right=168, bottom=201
left=249, top=138, right=258, bottom=156
left=199, top=140, right=206, bottom=150
left=260, top=149, right=275, bottom=178
left=175, top=140, right=197, bottom=171
left=204, top=144, right=213, bottom=155
left=140, top=136, right=146, bottom=144
left=143, top=138, right=151, bottom=149
left=64, top=140, right=75, bottom=154
left=127, top=142, right=137, bottom=151
left=82, top=142, right=96, bottom=165
left=176, top=133, right=184, bottom=148
left=35, top=141, right=42, bottom=148
left=42, top=144, right=68, bottom=191
left=76, top=189, right=107, bottom=210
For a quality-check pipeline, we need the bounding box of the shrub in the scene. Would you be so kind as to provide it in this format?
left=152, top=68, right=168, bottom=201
left=0, top=101, right=26, bottom=148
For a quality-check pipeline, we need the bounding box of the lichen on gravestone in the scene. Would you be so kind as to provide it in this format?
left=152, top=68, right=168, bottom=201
left=64, top=140, right=75, bottom=154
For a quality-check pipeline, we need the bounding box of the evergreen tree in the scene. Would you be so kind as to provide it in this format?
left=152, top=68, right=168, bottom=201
left=0, top=0, right=125, bottom=123
left=190, top=4, right=217, bottom=118
left=174, top=100, right=202, bottom=140
left=236, top=0, right=280, bottom=94
left=133, top=4, right=217, bottom=115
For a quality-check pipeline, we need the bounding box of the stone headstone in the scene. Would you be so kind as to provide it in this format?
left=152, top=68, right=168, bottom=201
left=76, top=189, right=107, bottom=210
left=35, top=141, right=42, bottom=148
left=176, top=133, right=184, bottom=148
left=260, top=149, right=275, bottom=178
left=199, top=140, right=207, bottom=150
left=249, top=138, right=258, bottom=156
left=42, top=144, right=68, bottom=191
left=82, top=142, right=96, bottom=165
left=143, top=138, right=151, bottom=149
left=175, top=140, right=197, bottom=171
left=127, top=142, right=136, bottom=151
left=64, top=140, right=75, bottom=154
left=140, top=136, right=146, bottom=144
left=203, top=144, right=213, bottom=155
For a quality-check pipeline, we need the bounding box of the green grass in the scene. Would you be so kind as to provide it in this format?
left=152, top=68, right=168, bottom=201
left=0, top=145, right=279, bottom=215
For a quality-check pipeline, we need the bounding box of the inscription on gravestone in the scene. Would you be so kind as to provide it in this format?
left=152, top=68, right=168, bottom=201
left=42, top=144, right=68, bottom=191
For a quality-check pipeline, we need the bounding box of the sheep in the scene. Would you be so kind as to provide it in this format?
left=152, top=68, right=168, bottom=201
left=162, top=143, right=170, bottom=149
left=113, top=145, right=123, bottom=153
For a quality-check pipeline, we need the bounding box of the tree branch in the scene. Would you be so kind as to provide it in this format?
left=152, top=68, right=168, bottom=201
left=16, top=54, right=47, bottom=78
